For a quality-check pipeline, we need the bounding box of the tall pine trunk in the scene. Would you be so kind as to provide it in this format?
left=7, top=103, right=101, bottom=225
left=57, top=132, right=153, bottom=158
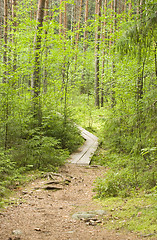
left=81, top=0, right=88, bottom=94
left=12, top=0, right=17, bottom=87
left=136, top=0, right=146, bottom=151
left=31, top=0, right=46, bottom=127
left=43, top=0, right=49, bottom=93
left=111, top=0, right=117, bottom=109
left=101, top=0, right=107, bottom=107
left=95, top=0, right=102, bottom=108
left=3, top=0, right=8, bottom=83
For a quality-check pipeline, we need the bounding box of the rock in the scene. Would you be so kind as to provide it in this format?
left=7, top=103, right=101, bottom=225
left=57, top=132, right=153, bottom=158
left=72, top=212, right=96, bottom=220
left=34, top=228, right=41, bottom=231
left=72, top=210, right=106, bottom=220
left=83, top=218, right=98, bottom=222
left=83, top=217, right=102, bottom=226
left=22, top=191, right=28, bottom=195
left=88, top=220, right=97, bottom=226
left=66, top=231, right=74, bottom=234
left=12, top=230, right=22, bottom=236
left=94, top=210, right=106, bottom=215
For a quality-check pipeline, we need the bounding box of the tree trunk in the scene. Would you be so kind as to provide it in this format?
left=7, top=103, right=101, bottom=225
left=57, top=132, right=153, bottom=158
left=109, top=0, right=113, bottom=49
left=76, top=0, right=83, bottom=45
left=12, top=0, right=17, bottom=86
left=129, top=1, right=132, bottom=20
left=59, top=0, right=63, bottom=35
left=111, top=0, right=117, bottom=108
left=70, top=3, right=74, bottom=44
left=75, top=0, right=83, bottom=70
left=95, top=0, right=102, bottom=108
left=81, top=0, right=89, bottom=94
left=155, top=41, right=157, bottom=80
left=0, top=0, right=3, bottom=40
left=101, top=0, right=107, bottom=107
left=136, top=0, right=145, bottom=151
left=83, top=0, right=88, bottom=53
left=31, top=0, right=46, bottom=126
left=43, top=0, right=49, bottom=93
left=137, top=0, right=144, bottom=101
left=3, top=0, right=8, bottom=83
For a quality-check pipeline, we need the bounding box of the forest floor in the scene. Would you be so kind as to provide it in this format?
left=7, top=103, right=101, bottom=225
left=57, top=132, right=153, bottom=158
left=0, top=163, right=155, bottom=240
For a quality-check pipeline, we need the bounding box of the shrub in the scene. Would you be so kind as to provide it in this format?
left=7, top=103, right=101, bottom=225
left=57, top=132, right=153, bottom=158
left=94, top=169, right=137, bottom=198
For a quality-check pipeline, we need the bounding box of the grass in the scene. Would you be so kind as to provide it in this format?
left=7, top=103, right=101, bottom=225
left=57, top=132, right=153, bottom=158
left=95, top=194, right=157, bottom=238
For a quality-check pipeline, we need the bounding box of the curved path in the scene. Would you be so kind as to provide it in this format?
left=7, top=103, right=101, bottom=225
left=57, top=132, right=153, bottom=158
left=0, top=126, right=145, bottom=240
left=69, top=126, right=98, bottom=165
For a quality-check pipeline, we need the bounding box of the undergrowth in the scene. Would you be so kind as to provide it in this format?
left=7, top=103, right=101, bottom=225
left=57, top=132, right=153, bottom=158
left=70, top=93, right=157, bottom=236
left=92, top=148, right=157, bottom=198
left=0, top=112, right=83, bottom=203
left=95, top=194, right=157, bottom=237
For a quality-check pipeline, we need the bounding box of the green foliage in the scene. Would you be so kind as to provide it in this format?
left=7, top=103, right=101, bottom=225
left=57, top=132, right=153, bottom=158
left=42, top=114, right=84, bottom=154
left=0, top=149, right=29, bottom=199
left=0, top=149, right=15, bottom=184
left=0, top=0, right=156, bottom=208
left=93, top=148, right=157, bottom=198
left=14, top=134, right=68, bottom=171
left=94, top=169, right=136, bottom=198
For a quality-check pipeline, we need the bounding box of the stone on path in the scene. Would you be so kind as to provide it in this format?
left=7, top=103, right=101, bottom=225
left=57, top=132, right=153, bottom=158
left=72, top=210, right=106, bottom=220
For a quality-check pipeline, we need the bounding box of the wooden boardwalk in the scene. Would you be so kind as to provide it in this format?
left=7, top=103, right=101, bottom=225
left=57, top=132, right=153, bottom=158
left=69, top=126, right=98, bottom=165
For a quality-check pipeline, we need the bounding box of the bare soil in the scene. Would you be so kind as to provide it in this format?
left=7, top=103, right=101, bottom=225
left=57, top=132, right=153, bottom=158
left=0, top=164, right=154, bottom=240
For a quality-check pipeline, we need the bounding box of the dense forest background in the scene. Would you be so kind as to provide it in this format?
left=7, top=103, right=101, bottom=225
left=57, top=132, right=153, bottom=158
left=0, top=0, right=157, bottom=199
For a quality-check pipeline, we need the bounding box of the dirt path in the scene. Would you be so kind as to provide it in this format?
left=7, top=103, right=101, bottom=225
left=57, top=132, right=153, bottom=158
left=0, top=164, right=148, bottom=240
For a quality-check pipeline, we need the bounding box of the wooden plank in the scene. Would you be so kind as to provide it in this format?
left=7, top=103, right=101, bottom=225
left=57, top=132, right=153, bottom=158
left=69, top=126, right=98, bottom=165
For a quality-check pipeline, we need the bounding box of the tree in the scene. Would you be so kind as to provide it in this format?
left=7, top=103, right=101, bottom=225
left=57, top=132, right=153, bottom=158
left=95, top=0, right=102, bottom=108
left=110, top=0, right=117, bottom=109
left=12, top=0, right=17, bottom=87
left=31, top=0, right=46, bottom=126
left=3, top=0, right=8, bottom=83
left=100, top=0, right=107, bottom=107
left=43, top=0, right=49, bottom=93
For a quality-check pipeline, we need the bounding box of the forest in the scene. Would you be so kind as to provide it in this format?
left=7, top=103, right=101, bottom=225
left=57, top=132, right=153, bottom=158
left=0, top=0, right=157, bottom=204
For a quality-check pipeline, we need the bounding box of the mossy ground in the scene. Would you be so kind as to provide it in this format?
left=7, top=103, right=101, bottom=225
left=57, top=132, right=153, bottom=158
left=94, top=192, right=157, bottom=237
